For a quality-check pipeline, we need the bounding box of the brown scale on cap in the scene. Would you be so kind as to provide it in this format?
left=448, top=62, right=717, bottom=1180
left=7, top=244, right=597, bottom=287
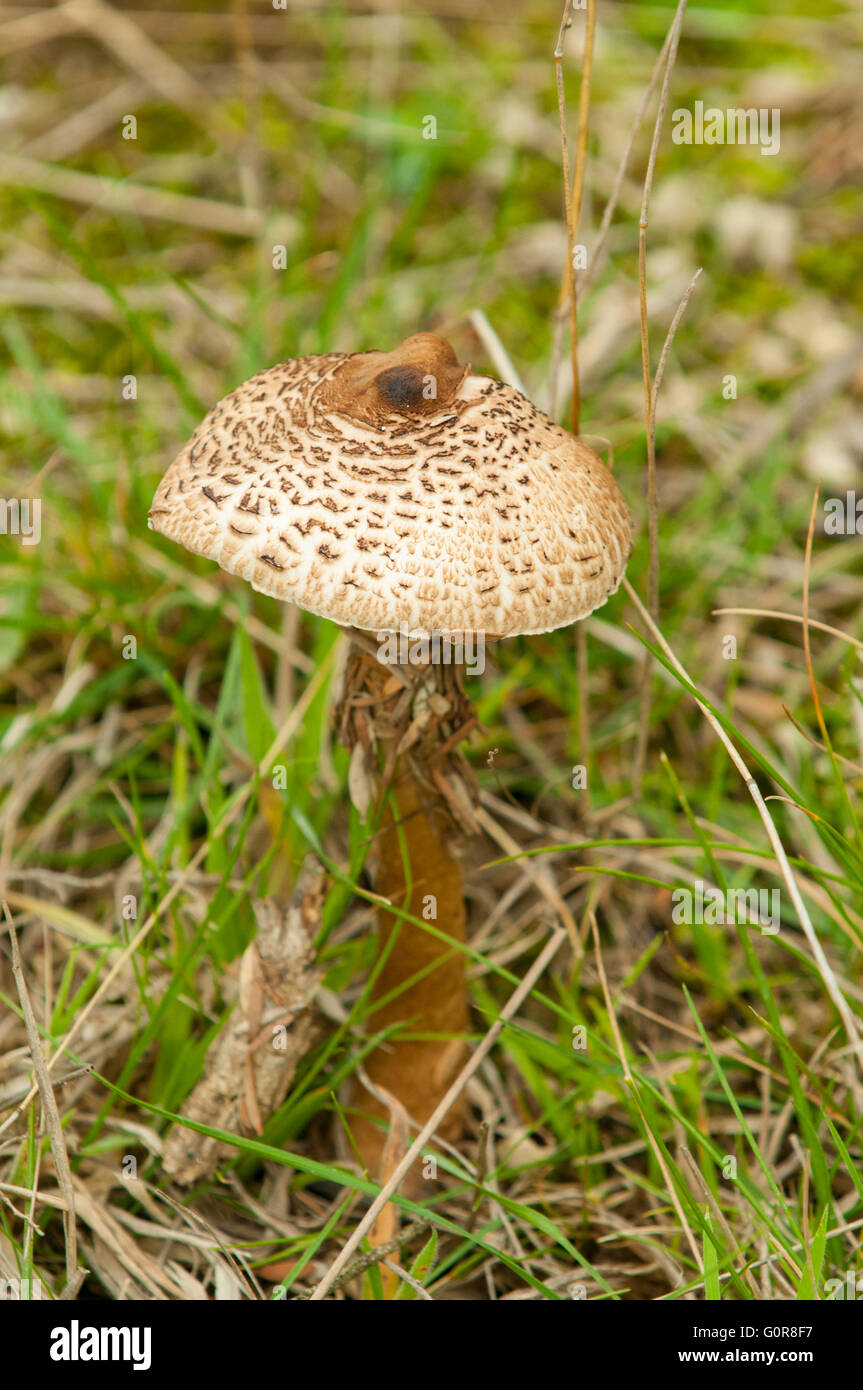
left=149, top=333, right=632, bottom=639
left=318, top=332, right=468, bottom=427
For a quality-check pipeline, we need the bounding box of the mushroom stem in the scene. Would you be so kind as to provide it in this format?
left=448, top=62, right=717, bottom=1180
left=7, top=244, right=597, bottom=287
left=352, top=758, right=469, bottom=1175
left=336, top=636, right=478, bottom=1181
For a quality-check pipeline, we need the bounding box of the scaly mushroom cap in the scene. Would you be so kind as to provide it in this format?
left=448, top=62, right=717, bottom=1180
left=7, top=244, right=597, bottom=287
left=149, top=333, right=632, bottom=638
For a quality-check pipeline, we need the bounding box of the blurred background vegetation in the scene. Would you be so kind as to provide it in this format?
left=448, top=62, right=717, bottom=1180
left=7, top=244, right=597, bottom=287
left=1, top=0, right=863, bottom=1301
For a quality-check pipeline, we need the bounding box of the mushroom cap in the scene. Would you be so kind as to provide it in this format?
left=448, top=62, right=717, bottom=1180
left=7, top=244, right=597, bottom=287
left=149, top=333, right=632, bottom=638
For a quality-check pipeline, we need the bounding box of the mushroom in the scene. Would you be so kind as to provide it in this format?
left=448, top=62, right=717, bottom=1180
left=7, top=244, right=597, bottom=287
left=149, top=331, right=631, bottom=1185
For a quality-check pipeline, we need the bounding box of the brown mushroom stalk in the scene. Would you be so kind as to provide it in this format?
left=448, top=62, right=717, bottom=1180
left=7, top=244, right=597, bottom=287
left=357, top=745, right=469, bottom=1167
left=149, top=330, right=632, bottom=1189
left=334, top=634, right=478, bottom=1175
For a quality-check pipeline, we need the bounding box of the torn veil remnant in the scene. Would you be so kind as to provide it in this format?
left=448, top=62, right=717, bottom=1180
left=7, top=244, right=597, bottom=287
left=162, top=863, right=325, bottom=1186
left=150, top=331, right=632, bottom=1188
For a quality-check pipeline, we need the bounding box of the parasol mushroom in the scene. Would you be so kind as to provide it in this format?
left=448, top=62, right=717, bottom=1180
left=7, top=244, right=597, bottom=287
left=149, top=330, right=631, bottom=1185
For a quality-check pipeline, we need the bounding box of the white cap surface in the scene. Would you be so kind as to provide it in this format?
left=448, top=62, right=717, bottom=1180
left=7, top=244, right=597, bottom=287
left=149, top=334, right=632, bottom=638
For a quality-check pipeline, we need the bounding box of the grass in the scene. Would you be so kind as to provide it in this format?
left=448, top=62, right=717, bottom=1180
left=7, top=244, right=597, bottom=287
left=1, top=0, right=863, bottom=1300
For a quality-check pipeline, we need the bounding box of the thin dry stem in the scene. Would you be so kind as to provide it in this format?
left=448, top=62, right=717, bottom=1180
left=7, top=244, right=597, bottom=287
left=576, top=623, right=590, bottom=808
left=580, top=26, right=676, bottom=297
left=553, top=1, right=577, bottom=429
left=651, top=267, right=703, bottom=417
left=4, top=902, right=78, bottom=1289
left=468, top=308, right=526, bottom=395
left=565, top=0, right=596, bottom=432
left=712, top=608, right=863, bottom=653
left=639, top=0, right=689, bottom=618
left=552, top=0, right=596, bottom=432
left=0, top=152, right=279, bottom=238
left=631, top=0, right=690, bottom=795
left=309, top=926, right=568, bottom=1299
